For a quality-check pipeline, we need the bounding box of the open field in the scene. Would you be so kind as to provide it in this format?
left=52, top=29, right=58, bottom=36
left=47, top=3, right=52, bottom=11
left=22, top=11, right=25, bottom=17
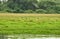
left=0, top=13, right=60, bottom=35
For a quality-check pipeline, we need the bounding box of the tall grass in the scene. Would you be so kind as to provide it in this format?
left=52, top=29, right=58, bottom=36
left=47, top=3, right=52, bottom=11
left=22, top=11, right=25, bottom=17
left=0, top=14, right=60, bottom=35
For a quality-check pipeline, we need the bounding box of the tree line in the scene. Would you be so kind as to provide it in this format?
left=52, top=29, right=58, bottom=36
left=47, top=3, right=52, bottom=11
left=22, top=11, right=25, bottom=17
left=0, top=0, right=60, bottom=14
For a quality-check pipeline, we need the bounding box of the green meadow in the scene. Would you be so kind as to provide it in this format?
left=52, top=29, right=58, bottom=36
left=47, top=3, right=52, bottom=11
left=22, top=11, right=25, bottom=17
left=0, top=14, right=60, bottom=35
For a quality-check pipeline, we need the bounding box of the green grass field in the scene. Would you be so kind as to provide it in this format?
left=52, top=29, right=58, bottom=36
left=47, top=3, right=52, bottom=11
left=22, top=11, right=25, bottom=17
left=0, top=13, right=60, bottom=35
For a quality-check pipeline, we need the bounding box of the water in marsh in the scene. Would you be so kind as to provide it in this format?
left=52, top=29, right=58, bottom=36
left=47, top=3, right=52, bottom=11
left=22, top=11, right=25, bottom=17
left=0, top=34, right=60, bottom=39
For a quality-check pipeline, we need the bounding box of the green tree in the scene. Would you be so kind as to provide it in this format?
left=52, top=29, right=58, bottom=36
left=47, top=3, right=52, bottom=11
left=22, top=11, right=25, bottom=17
left=39, top=1, right=56, bottom=10
left=7, top=0, right=38, bottom=12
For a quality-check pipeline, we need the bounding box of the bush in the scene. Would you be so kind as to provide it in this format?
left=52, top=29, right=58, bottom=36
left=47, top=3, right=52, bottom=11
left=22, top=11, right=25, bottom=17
left=35, top=9, right=47, bottom=13
left=6, top=9, right=24, bottom=13
left=24, top=10, right=34, bottom=13
left=46, top=9, right=56, bottom=14
left=54, top=7, right=60, bottom=14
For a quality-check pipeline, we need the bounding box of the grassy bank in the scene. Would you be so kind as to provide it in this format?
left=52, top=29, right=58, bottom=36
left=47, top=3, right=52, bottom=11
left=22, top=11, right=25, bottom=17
left=0, top=13, right=60, bottom=35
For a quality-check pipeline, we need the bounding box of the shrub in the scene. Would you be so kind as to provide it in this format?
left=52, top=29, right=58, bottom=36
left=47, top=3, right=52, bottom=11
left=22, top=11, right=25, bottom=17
left=24, top=10, right=34, bottom=13
left=35, top=9, right=47, bottom=13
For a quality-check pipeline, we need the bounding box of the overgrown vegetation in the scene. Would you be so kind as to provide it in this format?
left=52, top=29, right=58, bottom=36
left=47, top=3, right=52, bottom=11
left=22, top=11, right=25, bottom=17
left=0, top=0, right=60, bottom=13
left=0, top=14, right=60, bottom=35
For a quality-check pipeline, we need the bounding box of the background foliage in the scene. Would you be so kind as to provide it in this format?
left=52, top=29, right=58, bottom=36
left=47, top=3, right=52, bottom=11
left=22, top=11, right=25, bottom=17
left=0, top=0, right=60, bottom=13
